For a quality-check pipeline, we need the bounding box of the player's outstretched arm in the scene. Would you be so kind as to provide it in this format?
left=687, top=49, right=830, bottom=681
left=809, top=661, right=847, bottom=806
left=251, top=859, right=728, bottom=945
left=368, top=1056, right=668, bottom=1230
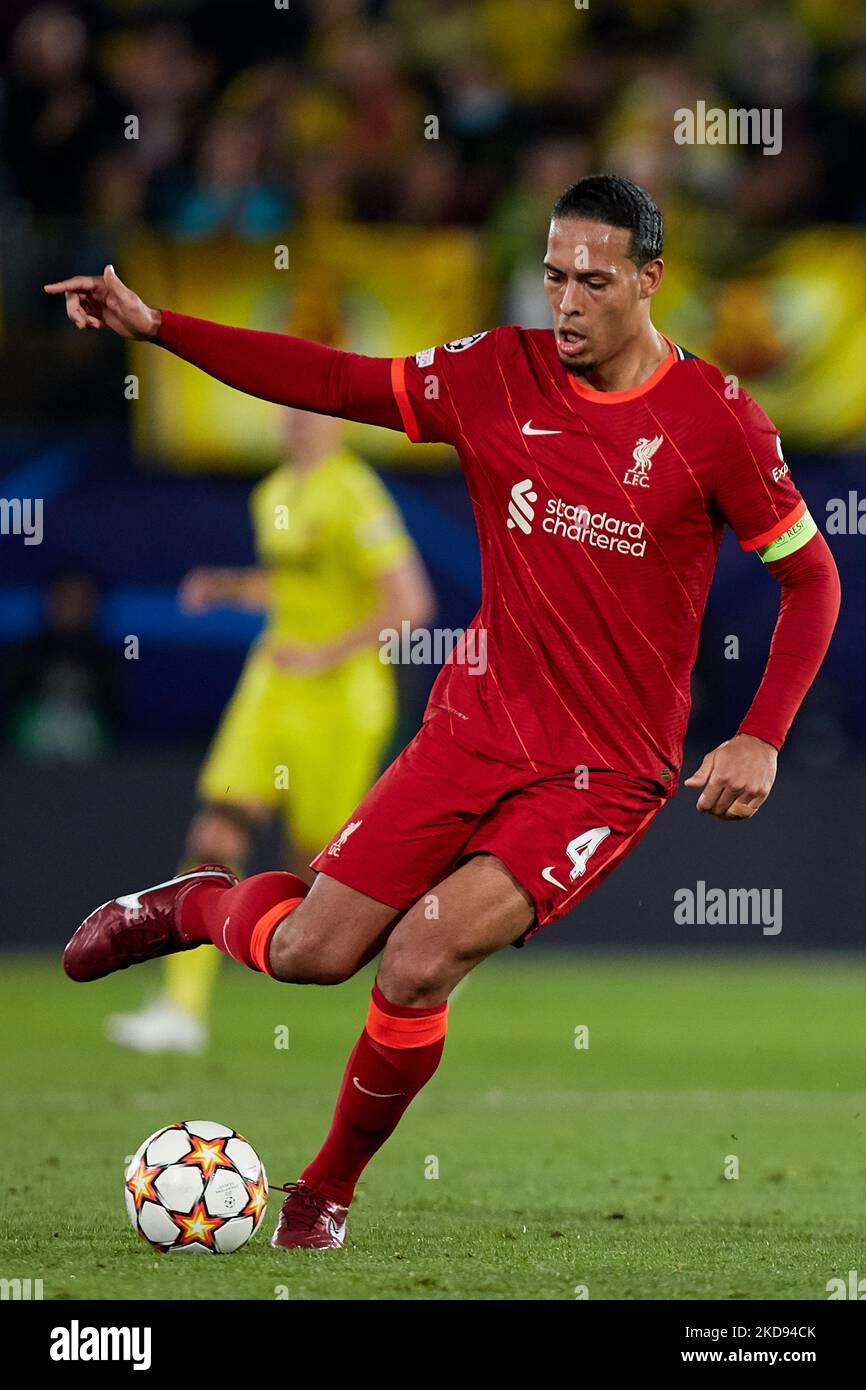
left=685, top=532, right=840, bottom=821
left=43, top=266, right=403, bottom=429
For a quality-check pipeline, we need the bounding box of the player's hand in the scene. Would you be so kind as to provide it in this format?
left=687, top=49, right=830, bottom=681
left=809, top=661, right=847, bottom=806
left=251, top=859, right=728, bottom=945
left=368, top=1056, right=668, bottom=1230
left=43, top=264, right=161, bottom=340
left=684, top=734, right=778, bottom=821
left=179, top=568, right=230, bottom=614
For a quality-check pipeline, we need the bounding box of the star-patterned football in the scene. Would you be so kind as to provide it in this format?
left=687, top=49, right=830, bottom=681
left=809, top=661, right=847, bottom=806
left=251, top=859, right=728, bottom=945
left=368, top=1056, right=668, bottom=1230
left=124, top=1121, right=268, bottom=1254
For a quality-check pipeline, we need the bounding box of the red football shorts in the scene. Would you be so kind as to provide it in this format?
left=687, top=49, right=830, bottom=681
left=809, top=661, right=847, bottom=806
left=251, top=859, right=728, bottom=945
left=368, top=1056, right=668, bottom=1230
left=310, top=710, right=667, bottom=944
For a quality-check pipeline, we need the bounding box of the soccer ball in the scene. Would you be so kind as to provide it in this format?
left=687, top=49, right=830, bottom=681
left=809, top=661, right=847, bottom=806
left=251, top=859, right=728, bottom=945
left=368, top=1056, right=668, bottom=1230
left=124, top=1120, right=268, bottom=1254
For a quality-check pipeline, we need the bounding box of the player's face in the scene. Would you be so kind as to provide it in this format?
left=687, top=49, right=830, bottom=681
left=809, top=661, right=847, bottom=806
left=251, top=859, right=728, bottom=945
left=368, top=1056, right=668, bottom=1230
left=543, top=218, right=662, bottom=375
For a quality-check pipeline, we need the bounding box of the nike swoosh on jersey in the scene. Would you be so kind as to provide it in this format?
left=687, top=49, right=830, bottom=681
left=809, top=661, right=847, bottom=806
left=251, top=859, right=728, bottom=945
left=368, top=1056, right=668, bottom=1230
left=522, top=420, right=562, bottom=435
left=541, top=866, right=567, bottom=891
left=352, top=1076, right=405, bottom=1099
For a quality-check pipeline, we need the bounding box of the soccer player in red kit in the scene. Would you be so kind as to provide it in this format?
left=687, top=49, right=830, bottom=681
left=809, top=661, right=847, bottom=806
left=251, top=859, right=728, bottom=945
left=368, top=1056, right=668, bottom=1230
left=48, top=175, right=840, bottom=1249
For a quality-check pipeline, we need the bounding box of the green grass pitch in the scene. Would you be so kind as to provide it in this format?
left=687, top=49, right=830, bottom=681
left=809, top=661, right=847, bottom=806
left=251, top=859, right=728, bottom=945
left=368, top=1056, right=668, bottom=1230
left=1, top=951, right=864, bottom=1301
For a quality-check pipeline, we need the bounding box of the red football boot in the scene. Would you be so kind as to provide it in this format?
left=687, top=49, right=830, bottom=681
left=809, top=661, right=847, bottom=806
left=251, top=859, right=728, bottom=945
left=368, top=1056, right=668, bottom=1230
left=270, top=1181, right=349, bottom=1250
left=63, top=865, right=237, bottom=982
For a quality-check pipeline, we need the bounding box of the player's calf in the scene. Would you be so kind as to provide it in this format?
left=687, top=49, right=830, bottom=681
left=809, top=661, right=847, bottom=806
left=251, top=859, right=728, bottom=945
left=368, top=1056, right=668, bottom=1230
left=270, top=859, right=532, bottom=1239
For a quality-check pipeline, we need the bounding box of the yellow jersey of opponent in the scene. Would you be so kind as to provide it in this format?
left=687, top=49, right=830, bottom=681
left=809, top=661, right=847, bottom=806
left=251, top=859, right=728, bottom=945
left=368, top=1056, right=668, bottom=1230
left=250, top=449, right=414, bottom=645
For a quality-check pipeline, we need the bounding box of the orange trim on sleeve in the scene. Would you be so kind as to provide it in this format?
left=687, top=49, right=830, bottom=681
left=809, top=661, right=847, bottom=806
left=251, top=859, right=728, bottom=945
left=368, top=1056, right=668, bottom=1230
left=250, top=898, right=304, bottom=975
left=366, top=993, right=448, bottom=1049
left=740, top=499, right=807, bottom=552
left=390, top=356, right=422, bottom=443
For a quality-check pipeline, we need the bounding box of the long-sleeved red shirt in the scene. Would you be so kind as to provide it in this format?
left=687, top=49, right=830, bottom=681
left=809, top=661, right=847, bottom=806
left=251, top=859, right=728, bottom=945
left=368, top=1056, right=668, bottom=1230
left=156, top=310, right=840, bottom=773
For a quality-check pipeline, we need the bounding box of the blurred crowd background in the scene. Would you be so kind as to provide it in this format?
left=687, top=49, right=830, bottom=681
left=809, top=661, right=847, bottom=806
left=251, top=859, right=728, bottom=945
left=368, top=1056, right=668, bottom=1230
left=4, top=0, right=866, bottom=421
left=3, top=1, right=866, bottom=249
left=1, top=0, right=864, bottom=945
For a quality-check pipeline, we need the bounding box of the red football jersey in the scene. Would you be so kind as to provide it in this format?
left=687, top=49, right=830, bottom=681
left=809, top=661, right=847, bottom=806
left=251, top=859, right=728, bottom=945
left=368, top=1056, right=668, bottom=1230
left=389, top=328, right=807, bottom=794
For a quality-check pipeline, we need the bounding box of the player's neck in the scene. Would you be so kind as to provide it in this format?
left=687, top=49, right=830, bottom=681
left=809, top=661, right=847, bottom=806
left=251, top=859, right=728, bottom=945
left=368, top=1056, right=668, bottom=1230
left=576, top=325, right=669, bottom=394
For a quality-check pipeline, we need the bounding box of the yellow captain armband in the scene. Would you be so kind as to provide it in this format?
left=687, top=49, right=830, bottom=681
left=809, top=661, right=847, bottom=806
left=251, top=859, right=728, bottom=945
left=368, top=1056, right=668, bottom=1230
left=757, top=510, right=818, bottom=563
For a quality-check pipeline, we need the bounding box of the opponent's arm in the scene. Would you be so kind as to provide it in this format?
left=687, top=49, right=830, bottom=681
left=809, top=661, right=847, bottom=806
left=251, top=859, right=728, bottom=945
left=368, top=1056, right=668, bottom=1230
left=179, top=567, right=271, bottom=614
left=685, top=532, right=840, bottom=819
left=270, top=556, right=436, bottom=674
left=43, top=265, right=402, bottom=430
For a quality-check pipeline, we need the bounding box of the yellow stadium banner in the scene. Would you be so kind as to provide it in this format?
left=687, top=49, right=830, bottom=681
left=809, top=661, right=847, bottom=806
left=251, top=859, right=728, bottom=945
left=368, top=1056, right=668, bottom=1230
left=127, top=223, right=489, bottom=471
left=128, top=221, right=866, bottom=469
left=656, top=226, right=866, bottom=448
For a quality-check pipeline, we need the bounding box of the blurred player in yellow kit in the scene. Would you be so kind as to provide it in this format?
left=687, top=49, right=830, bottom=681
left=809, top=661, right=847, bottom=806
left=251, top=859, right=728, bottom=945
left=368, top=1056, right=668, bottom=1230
left=107, top=406, right=434, bottom=1052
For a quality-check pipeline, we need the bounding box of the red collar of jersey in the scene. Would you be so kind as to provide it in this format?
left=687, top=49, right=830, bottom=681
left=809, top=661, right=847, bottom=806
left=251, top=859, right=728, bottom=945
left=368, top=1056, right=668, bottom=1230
left=566, top=332, right=677, bottom=404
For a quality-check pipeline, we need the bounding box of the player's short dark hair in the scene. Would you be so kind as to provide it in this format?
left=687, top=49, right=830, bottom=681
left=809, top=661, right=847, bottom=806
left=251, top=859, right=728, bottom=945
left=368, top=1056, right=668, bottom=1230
left=551, top=174, right=664, bottom=268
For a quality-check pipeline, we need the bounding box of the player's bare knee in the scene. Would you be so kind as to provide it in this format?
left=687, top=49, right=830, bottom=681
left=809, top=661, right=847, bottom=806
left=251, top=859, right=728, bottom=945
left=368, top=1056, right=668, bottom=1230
left=378, top=962, right=454, bottom=1007
left=379, top=940, right=471, bottom=1007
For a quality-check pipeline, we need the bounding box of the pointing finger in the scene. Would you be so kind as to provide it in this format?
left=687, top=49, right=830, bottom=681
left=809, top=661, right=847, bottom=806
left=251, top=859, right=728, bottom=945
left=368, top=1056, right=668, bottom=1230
left=43, top=276, right=102, bottom=295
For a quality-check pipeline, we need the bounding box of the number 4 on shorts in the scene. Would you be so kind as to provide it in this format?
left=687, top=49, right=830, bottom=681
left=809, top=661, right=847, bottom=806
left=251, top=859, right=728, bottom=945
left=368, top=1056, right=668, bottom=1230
left=566, top=826, right=611, bottom=881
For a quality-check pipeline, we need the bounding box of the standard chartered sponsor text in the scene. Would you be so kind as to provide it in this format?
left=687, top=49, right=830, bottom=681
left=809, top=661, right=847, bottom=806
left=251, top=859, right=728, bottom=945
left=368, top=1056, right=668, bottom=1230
left=543, top=500, right=646, bottom=556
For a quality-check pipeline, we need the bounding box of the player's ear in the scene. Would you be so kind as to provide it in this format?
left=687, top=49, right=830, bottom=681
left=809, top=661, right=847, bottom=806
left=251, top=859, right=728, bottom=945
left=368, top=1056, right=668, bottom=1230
left=640, top=258, right=664, bottom=299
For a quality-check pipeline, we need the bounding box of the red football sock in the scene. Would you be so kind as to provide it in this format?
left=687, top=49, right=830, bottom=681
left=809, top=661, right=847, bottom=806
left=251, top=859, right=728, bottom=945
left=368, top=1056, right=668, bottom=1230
left=300, top=981, right=448, bottom=1206
left=178, top=871, right=307, bottom=972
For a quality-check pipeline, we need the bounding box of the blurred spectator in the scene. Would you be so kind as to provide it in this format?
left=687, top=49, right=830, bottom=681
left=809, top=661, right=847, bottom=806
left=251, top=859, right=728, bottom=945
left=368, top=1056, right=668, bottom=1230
left=488, top=137, right=592, bottom=325
left=395, top=143, right=462, bottom=225
left=101, top=22, right=216, bottom=183
left=5, top=571, right=122, bottom=760
left=5, top=4, right=122, bottom=221
left=169, top=114, right=291, bottom=239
